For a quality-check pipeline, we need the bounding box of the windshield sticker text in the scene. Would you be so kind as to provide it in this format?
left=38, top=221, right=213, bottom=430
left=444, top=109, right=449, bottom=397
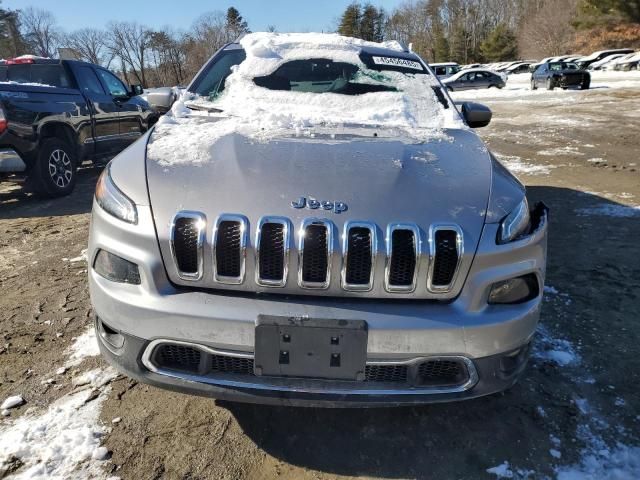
left=372, top=57, right=423, bottom=71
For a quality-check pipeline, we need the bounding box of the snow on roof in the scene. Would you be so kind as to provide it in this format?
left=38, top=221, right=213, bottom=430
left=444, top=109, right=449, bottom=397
left=149, top=32, right=463, bottom=166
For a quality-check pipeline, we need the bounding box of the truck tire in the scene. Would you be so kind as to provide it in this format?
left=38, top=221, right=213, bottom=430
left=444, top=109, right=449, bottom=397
left=546, top=78, right=554, bottom=90
left=30, top=137, right=77, bottom=198
left=581, top=79, right=590, bottom=90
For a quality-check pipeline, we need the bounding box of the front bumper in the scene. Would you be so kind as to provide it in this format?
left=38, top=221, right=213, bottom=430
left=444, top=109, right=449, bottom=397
left=88, top=199, right=548, bottom=406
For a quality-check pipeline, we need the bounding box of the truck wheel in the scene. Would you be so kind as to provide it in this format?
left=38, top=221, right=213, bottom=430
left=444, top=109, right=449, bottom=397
left=546, top=78, right=554, bottom=90
left=581, top=79, right=590, bottom=90
left=31, top=137, right=77, bottom=198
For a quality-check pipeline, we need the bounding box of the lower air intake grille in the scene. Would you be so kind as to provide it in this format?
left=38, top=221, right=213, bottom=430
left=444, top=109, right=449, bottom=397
left=301, top=224, right=329, bottom=284
left=259, top=223, right=286, bottom=282
left=173, top=217, right=200, bottom=275
left=417, top=359, right=466, bottom=386
left=388, top=229, right=416, bottom=287
left=155, top=344, right=202, bottom=372
left=216, top=220, right=242, bottom=278
left=345, top=227, right=373, bottom=285
left=364, top=364, right=408, bottom=383
left=432, top=230, right=459, bottom=287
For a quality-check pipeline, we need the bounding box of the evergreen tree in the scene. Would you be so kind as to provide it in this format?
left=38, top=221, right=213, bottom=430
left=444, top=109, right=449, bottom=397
left=225, top=7, right=249, bottom=41
left=360, top=4, right=378, bottom=41
left=0, top=4, right=26, bottom=59
left=479, top=24, right=518, bottom=62
left=338, top=3, right=361, bottom=38
left=374, top=7, right=386, bottom=42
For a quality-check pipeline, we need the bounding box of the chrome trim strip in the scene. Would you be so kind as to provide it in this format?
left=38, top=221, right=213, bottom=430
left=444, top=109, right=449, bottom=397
left=169, top=211, right=206, bottom=281
left=427, top=224, right=464, bottom=293
left=341, top=221, right=376, bottom=292
left=213, top=214, right=249, bottom=285
left=298, top=218, right=333, bottom=289
left=140, top=339, right=479, bottom=396
left=255, top=216, right=291, bottom=288
left=384, top=223, right=422, bottom=293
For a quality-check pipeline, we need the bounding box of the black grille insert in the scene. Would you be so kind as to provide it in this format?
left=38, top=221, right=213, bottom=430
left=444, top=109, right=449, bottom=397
left=432, top=230, right=459, bottom=287
left=259, top=223, right=286, bottom=282
left=302, top=224, right=329, bottom=284
left=365, top=364, right=408, bottom=383
left=345, top=227, right=373, bottom=286
left=155, top=344, right=202, bottom=373
left=173, top=217, right=201, bottom=275
left=388, top=229, right=416, bottom=287
left=216, top=220, right=242, bottom=278
left=417, top=359, right=466, bottom=386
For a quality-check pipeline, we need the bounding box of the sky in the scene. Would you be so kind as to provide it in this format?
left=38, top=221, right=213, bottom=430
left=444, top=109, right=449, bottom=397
left=4, top=0, right=404, bottom=33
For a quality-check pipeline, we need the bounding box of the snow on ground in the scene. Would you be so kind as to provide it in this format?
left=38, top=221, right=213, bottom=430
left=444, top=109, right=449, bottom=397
left=149, top=32, right=463, bottom=166
left=64, top=326, right=100, bottom=368
left=0, top=324, right=116, bottom=479
left=0, top=371, right=117, bottom=479
left=494, top=152, right=554, bottom=176
left=534, top=323, right=581, bottom=367
left=448, top=70, right=640, bottom=102
left=576, top=203, right=640, bottom=218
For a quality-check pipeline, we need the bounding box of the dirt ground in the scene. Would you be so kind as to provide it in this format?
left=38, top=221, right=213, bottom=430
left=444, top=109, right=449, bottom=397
left=1, top=85, right=639, bottom=479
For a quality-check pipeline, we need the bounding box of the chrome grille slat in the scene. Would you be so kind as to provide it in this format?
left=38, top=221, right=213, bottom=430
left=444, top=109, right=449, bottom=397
left=428, top=225, right=463, bottom=293
left=385, top=223, right=421, bottom=293
left=213, top=214, right=248, bottom=284
left=298, top=219, right=333, bottom=289
left=255, top=217, right=291, bottom=287
left=170, top=211, right=205, bottom=281
left=342, top=222, right=376, bottom=291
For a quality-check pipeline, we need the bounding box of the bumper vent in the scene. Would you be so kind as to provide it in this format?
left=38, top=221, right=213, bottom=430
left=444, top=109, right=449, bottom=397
left=170, top=212, right=205, bottom=280
left=417, top=359, right=467, bottom=386
left=430, top=228, right=462, bottom=291
left=147, top=342, right=473, bottom=390
left=299, top=221, right=331, bottom=288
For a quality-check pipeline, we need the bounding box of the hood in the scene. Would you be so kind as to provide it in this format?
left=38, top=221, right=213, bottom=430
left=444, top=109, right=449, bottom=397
left=145, top=125, right=492, bottom=298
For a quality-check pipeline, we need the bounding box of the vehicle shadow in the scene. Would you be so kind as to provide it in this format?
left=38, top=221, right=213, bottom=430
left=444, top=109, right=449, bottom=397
left=0, top=164, right=100, bottom=219
left=220, top=185, right=640, bottom=479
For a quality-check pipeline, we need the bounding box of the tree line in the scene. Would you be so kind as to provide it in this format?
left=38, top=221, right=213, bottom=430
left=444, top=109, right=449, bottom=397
left=339, top=0, right=640, bottom=63
left=0, top=2, right=250, bottom=88
left=0, top=0, right=638, bottom=89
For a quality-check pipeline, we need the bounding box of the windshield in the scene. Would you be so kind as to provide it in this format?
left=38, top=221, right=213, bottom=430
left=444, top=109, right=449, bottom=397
left=549, top=62, right=577, bottom=71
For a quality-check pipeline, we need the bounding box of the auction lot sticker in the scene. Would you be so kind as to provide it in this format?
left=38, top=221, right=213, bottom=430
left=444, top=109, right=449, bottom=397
left=372, top=56, right=424, bottom=71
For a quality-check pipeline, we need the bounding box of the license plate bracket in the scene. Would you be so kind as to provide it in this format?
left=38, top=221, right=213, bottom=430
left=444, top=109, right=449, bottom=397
left=254, top=315, right=368, bottom=381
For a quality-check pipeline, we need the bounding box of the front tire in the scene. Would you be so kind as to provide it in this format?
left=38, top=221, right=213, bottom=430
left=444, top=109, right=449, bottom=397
left=531, top=79, right=538, bottom=90
left=30, top=137, right=77, bottom=198
left=581, top=79, right=591, bottom=90
left=546, top=78, right=555, bottom=90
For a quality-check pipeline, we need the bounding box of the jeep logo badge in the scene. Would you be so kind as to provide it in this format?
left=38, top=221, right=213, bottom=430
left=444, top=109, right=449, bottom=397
left=291, top=196, right=348, bottom=214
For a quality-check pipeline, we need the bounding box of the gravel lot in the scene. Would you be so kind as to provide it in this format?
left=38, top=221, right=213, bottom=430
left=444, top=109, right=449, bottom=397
left=1, top=73, right=639, bottom=479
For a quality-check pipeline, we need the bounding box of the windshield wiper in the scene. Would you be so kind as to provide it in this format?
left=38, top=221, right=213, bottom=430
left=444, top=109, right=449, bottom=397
left=185, top=103, right=223, bottom=113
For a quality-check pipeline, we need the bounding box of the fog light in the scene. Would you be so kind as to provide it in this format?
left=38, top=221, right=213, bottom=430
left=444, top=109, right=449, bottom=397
left=93, top=249, right=141, bottom=284
left=488, top=274, right=538, bottom=304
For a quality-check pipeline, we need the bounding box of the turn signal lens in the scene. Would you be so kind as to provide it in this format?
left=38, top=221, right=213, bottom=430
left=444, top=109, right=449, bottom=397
left=95, top=165, right=138, bottom=224
left=488, top=274, right=539, bottom=305
left=93, top=249, right=141, bottom=284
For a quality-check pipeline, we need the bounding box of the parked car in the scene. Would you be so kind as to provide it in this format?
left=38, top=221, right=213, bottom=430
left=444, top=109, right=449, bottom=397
left=531, top=61, right=590, bottom=90
left=587, top=53, right=627, bottom=71
left=442, top=69, right=506, bottom=91
left=575, top=48, right=634, bottom=70
left=0, top=56, right=159, bottom=197
left=505, top=62, right=534, bottom=75
left=88, top=33, right=548, bottom=407
left=429, top=62, right=461, bottom=79
left=140, top=86, right=180, bottom=114
left=612, top=52, right=640, bottom=71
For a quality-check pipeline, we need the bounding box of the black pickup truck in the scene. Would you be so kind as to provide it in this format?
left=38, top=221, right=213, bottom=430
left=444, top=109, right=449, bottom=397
left=0, top=57, right=158, bottom=197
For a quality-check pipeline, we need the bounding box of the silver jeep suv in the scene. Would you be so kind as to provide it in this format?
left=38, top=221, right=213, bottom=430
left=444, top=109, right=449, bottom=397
left=88, top=33, right=548, bottom=407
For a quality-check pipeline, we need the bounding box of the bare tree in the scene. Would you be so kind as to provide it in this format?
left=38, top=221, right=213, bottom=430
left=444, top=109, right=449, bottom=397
left=64, top=28, right=113, bottom=66
left=20, top=7, right=60, bottom=57
left=107, top=21, right=151, bottom=86
left=518, top=0, right=579, bottom=58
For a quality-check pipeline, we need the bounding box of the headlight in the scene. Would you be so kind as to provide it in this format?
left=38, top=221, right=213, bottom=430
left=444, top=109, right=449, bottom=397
left=498, top=197, right=530, bottom=244
left=95, top=165, right=137, bottom=224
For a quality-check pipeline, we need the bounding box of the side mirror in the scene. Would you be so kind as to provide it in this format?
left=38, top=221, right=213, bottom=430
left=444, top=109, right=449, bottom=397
left=130, top=84, right=144, bottom=96
left=460, top=102, right=492, bottom=128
